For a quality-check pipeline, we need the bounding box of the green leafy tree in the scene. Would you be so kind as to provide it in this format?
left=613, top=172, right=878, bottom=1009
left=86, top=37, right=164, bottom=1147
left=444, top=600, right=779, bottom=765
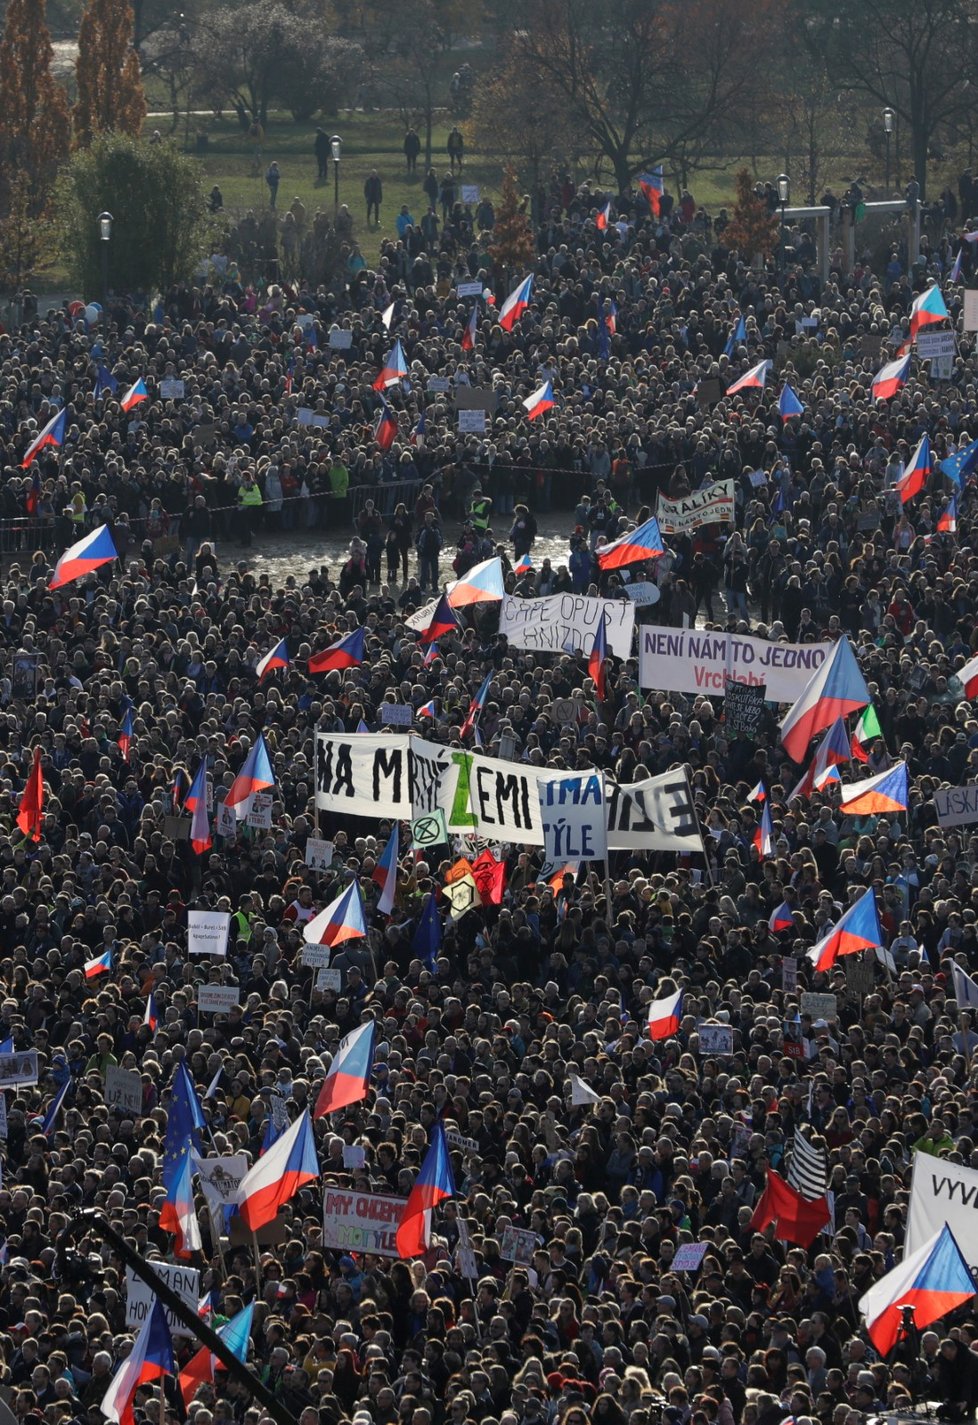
left=56, top=134, right=211, bottom=296
left=73, top=0, right=146, bottom=147
left=489, top=166, right=536, bottom=283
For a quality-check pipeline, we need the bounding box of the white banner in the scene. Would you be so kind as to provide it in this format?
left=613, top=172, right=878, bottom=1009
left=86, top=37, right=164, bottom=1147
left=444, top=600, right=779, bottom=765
left=188, top=910, right=230, bottom=957
left=933, top=784, right=978, bottom=830
left=539, top=772, right=608, bottom=864
left=656, top=479, right=735, bottom=535
left=315, top=735, right=705, bottom=853
left=126, top=1264, right=200, bottom=1337
left=498, top=594, right=635, bottom=659
left=907, top=1151, right=978, bottom=1261
left=322, top=1187, right=404, bottom=1257
left=639, top=629, right=831, bottom=702
left=198, top=985, right=240, bottom=1013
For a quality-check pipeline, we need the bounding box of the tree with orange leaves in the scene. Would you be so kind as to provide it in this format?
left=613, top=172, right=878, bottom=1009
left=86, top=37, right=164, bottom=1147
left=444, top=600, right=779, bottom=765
left=74, top=0, right=146, bottom=148
left=723, top=168, right=779, bottom=264
left=0, top=0, right=70, bottom=215
left=489, top=167, right=536, bottom=285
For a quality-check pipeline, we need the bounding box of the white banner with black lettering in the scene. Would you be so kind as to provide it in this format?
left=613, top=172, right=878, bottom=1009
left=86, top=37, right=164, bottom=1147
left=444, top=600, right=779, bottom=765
left=498, top=594, right=635, bottom=659
left=639, top=628, right=831, bottom=703
left=655, top=479, right=735, bottom=535
left=316, top=735, right=704, bottom=854
left=907, top=1151, right=978, bottom=1259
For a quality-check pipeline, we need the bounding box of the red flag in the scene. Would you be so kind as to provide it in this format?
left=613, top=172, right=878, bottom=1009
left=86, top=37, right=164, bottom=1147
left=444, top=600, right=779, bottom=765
left=472, top=849, right=506, bottom=905
left=750, top=1168, right=831, bottom=1248
left=17, top=747, right=43, bottom=842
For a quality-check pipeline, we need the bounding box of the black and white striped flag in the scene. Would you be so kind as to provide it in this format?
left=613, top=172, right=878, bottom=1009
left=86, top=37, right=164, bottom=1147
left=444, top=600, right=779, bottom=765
left=787, top=1127, right=828, bottom=1200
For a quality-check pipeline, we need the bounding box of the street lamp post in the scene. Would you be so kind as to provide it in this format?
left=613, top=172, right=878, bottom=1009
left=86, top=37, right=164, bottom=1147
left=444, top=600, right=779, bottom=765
left=97, top=211, right=112, bottom=307
left=330, top=135, right=342, bottom=218
left=776, top=173, right=790, bottom=277
left=883, top=106, right=895, bottom=193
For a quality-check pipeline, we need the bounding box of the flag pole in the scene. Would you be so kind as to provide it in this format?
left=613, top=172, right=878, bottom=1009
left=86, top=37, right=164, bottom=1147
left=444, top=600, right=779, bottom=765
left=251, top=1229, right=262, bottom=1293
left=684, top=764, right=716, bottom=887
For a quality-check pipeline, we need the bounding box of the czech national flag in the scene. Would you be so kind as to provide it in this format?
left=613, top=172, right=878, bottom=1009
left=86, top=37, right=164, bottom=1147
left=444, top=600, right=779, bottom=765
left=514, top=553, right=533, bottom=575
left=938, top=494, right=958, bottom=533
left=411, top=409, right=426, bottom=447
left=374, top=400, right=398, bottom=452
left=303, top=880, right=368, bottom=948
left=184, top=759, right=207, bottom=814
left=224, top=732, right=275, bottom=820
left=25, top=470, right=40, bottom=516
left=747, top=781, right=766, bottom=803
left=806, top=888, right=882, bottom=972
left=120, top=378, right=149, bottom=412
left=49, top=523, right=118, bottom=588
left=780, top=638, right=869, bottom=763
left=238, top=1109, right=319, bottom=1231
left=144, top=993, right=158, bottom=1033
left=373, top=824, right=400, bottom=915
left=461, top=304, right=478, bottom=352
left=21, top=408, right=66, bottom=468
left=589, top=613, right=609, bottom=701
left=941, top=438, right=978, bottom=487
left=724, top=316, right=747, bottom=357
left=178, top=1303, right=254, bottom=1407
left=498, top=275, right=533, bottom=332
left=396, top=1119, right=455, bottom=1258
left=313, top=1020, right=376, bottom=1118
left=840, top=760, right=908, bottom=815
left=850, top=703, right=882, bottom=762
left=778, top=383, right=804, bottom=421
left=189, top=769, right=212, bottom=856
left=952, top=961, right=978, bottom=1010
left=951, top=247, right=965, bottom=283
left=859, top=1224, right=975, bottom=1357
left=769, top=900, right=795, bottom=932
left=753, top=800, right=774, bottom=858
left=40, top=1078, right=72, bottom=1137
left=638, top=167, right=663, bottom=216
left=871, top=354, right=911, bottom=400
left=373, top=339, right=409, bottom=391
left=309, top=626, right=365, bottom=673
left=460, top=670, right=492, bottom=739
left=417, top=698, right=437, bottom=718
left=448, top=555, right=505, bottom=607
left=909, top=283, right=950, bottom=341
left=118, top=705, right=133, bottom=762
left=597, top=515, right=665, bottom=569
left=647, top=986, right=683, bottom=1041
left=595, top=200, right=612, bottom=230
left=726, top=359, right=771, bottom=395
left=895, top=434, right=932, bottom=503
left=523, top=379, right=554, bottom=421
left=84, top=950, right=112, bottom=979
left=422, top=642, right=439, bottom=667
left=16, top=746, right=43, bottom=842
left=256, top=638, right=289, bottom=682
left=381, top=301, right=396, bottom=331
left=100, top=1297, right=175, bottom=1425
left=956, top=652, right=978, bottom=699
left=419, top=593, right=458, bottom=644
left=815, top=716, right=852, bottom=783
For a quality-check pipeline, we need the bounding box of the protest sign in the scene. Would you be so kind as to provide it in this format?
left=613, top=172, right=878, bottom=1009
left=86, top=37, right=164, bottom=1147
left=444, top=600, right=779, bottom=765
left=246, top=792, right=273, bottom=829
left=672, top=1242, right=709, bottom=1272
left=305, top=837, right=334, bottom=870
left=916, top=330, right=955, bottom=360
left=800, top=992, right=837, bottom=1020
left=426, top=376, right=451, bottom=392
left=697, top=1024, right=734, bottom=1055
left=194, top=1154, right=247, bottom=1211
left=126, top=1264, right=200, bottom=1336
left=461, top=185, right=480, bottom=204
left=624, top=581, right=660, bottom=606
left=188, top=910, right=230, bottom=957
left=965, top=290, right=978, bottom=332
left=322, top=1188, right=404, bottom=1256
left=539, top=772, right=608, bottom=864
left=316, top=967, right=343, bottom=992
left=159, top=379, right=185, bottom=400
left=782, top=1020, right=808, bottom=1060
left=499, top=593, right=634, bottom=659
left=656, top=479, right=735, bottom=535
left=695, top=377, right=722, bottom=407
left=215, top=796, right=236, bottom=839
left=639, top=628, right=830, bottom=702
left=0, top=1094, right=8, bottom=1139
left=198, top=985, right=240, bottom=1014
left=724, top=679, right=767, bottom=738
left=782, top=956, right=799, bottom=991
left=380, top=702, right=413, bottom=727
left=412, top=808, right=448, bottom=849
left=499, top=1226, right=540, bottom=1264
left=455, top=387, right=497, bottom=411
left=446, top=1130, right=480, bottom=1154
left=343, top=1145, right=366, bottom=1169
left=301, top=944, right=332, bottom=968
left=845, top=957, right=875, bottom=998
left=457, top=409, right=485, bottom=432
left=0, top=1051, right=37, bottom=1087
left=328, top=329, right=353, bottom=349
left=457, top=280, right=483, bottom=296
left=934, top=784, right=978, bottom=830
left=457, top=1217, right=478, bottom=1281
left=296, top=408, right=329, bottom=428
left=105, top=1065, right=143, bottom=1114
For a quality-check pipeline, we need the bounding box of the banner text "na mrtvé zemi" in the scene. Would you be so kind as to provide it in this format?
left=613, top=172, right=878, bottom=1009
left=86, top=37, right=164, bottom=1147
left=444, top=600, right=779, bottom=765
left=639, top=629, right=831, bottom=703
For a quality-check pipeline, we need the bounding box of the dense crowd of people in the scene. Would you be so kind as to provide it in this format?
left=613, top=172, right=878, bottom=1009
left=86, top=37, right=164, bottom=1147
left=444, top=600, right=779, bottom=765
left=1, top=168, right=978, bottom=1425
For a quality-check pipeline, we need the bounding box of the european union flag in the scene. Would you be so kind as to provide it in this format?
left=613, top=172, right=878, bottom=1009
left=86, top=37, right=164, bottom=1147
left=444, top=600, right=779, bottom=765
left=940, top=439, right=978, bottom=488
left=412, top=892, right=442, bottom=971
left=161, top=1060, right=206, bottom=1202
